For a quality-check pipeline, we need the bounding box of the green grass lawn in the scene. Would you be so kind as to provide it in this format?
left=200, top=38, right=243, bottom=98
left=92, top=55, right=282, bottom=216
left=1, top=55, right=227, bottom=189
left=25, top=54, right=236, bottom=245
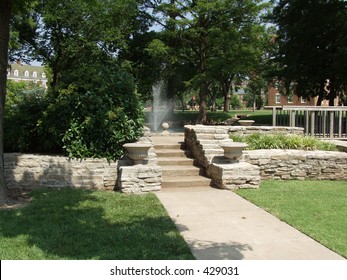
left=145, top=109, right=273, bottom=126
left=173, top=110, right=273, bottom=125
left=0, top=188, right=194, bottom=260
left=235, top=180, right=347, bottom=258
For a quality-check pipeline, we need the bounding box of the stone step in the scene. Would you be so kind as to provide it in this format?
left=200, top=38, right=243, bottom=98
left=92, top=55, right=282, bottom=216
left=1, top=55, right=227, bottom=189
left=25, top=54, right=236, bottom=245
left=161, top=165, right=205, bottom=177
left=157, top=157, right=196, bottom=166
left=155, top=149, right=192, bottom=158
left=161, top=176, right=211, bottom=188
left=196, top=134, right=230, bottom=140
left=154, top=142, right=186, bottom=150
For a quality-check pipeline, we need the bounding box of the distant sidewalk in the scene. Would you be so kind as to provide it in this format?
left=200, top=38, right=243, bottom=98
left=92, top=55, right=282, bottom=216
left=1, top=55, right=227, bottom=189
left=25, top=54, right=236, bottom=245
left=156, top=187, right=345, bottom=260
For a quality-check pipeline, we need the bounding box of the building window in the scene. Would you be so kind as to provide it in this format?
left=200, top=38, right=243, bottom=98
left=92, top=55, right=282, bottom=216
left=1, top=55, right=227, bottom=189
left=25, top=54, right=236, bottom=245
left=300, top=97, right=306, bottom=103
left=14, top=70, right=19, bottom=77
left=33, top=71, right=37, bottom=78
left=24, top=70, right=29, bottom=77
left=42, top=73, right=46, bottom=79
left=287, top=94, right=294, bottom=103
left=275, top=93, right=281, bottom=104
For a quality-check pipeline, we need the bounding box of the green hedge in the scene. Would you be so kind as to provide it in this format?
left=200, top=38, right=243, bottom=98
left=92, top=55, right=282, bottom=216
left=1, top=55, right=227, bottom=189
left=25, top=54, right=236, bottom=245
left=230, top=133, right=338, bottom=151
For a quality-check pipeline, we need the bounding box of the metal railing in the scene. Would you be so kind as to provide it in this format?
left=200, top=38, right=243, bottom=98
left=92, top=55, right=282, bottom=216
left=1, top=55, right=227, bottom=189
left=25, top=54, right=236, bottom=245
left=265, top=106, right=347, bottom=139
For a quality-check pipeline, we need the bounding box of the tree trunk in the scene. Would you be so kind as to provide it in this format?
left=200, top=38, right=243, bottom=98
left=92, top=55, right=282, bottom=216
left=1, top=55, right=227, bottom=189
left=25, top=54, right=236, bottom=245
left=198, top=80, right=208, bottom=123
left=223, top=78, right=233, bottom=112
left=252, top=93, right=256, bottom=111
left=166, top=77, right=176, bottom=118
left=0, top=0, right=12, bottom=205
left=316, top=93, right=323, bottom=106
left=197, top=30, right=208, bottom=123
left=328, top=83, right=336, bottom=106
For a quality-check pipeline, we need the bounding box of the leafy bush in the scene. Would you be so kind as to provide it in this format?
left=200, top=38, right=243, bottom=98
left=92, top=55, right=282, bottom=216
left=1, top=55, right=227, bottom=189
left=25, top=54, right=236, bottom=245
left=230, top=133, right=338, bottom=151
left=4, top=81, right=47, bottom=153
left=5, top=67, right=144, bottom=160
left=39, top=67, right=144, bottom=160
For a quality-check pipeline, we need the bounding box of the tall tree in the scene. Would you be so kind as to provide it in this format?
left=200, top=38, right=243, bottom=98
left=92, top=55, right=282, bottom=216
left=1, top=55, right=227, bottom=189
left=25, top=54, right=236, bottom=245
left=144, top=0, right=268, bottom=121
left=1, top=0, right=36, bottom=205
left=10, top=0, right=145, bottom=159
left=0, top=0, right=12, bottom=205
left=271, top=0, right=347, bottom=105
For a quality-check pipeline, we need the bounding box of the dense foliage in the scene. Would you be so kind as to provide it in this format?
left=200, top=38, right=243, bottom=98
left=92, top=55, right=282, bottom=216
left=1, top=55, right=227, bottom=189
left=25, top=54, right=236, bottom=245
left=4, top=81, right=46, bottom=153
left=42, top=67, right=144, bottom=160
left=230, top=133, right=338, bottom=151
left=5, top=68, right=144, bottom=160
left=270, top=0, right=347, bottom=105
left=6, top=0, right=145, bottom=160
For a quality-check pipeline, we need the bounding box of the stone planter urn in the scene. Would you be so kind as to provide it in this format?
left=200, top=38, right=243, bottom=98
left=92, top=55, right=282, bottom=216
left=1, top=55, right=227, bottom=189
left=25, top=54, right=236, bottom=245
left=123, top=143, right=153, bottom=165
left=238, top=120, right=254, bottom=126
left=220, top=142, right=248, bottom=161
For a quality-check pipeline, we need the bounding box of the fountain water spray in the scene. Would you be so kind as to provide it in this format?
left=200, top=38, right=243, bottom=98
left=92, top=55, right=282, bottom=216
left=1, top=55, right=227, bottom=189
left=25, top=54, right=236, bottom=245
left=150, top=80, right=174, bottom=131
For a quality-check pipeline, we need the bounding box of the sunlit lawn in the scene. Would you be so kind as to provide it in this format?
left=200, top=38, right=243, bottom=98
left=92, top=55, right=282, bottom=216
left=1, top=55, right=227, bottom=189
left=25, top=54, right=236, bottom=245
left=173, top=110, right=273, bottom=125
left=0, top=189, right=194, bottom=260
left=145, top=109, right=273, bottom=126
left=235, top=180, right=347, bottom=258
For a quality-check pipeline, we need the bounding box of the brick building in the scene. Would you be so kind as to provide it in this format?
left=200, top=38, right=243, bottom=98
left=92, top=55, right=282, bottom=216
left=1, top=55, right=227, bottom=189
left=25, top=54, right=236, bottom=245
left=267, top=86, right=339, bottom=107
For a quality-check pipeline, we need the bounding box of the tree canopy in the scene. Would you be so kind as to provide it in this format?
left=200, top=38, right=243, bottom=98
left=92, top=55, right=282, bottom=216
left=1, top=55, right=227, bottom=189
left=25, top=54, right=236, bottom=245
left=270, top=0, right=347, bottom=105
left=144, top=0, right=270, bottom=121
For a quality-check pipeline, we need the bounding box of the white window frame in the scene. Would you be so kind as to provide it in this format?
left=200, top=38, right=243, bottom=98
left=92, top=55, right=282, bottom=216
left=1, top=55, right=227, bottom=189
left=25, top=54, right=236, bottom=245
left=287, top=94, right=294, bottom=103
left=275, top=93, right=281, bottom=104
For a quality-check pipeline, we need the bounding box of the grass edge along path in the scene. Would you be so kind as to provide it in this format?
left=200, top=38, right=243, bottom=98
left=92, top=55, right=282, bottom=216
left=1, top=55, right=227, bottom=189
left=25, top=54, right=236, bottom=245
left=235, top=180, right=347, bottom=259
left=0, top=188, right=194, bottom=260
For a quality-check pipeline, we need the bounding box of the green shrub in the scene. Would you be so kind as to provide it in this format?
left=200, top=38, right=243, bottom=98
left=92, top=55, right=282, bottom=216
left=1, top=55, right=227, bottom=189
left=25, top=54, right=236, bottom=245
left=39, top=68, right=144, bottom=160
left=230, top=133, right=338, bottom=151
left=4, top=81, right=47, bottom=153
left=5, top=67, right=144, bottom=160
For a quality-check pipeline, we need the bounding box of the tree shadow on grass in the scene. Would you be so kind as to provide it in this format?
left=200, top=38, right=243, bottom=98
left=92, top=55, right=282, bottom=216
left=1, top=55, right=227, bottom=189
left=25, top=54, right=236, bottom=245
left=0, top=188, right=194, bottom=260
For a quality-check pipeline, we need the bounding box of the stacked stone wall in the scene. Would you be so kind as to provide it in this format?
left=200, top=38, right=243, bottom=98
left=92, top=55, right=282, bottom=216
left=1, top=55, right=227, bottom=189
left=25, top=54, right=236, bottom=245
left=228, top=126, right=304, bottom=136
left=4, top=127, right=162, bottom=193
left=243, top=149, right=347, bottom=180
left=4, top=153, right=118, bottom=190
left=185, top=125, right=347, bottom=184
left=116, top=165, right=162, bottom=193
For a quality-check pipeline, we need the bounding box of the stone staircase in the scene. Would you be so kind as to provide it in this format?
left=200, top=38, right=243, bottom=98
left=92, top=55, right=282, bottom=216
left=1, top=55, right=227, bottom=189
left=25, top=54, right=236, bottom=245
left=152, top=136, right=211, bottom=189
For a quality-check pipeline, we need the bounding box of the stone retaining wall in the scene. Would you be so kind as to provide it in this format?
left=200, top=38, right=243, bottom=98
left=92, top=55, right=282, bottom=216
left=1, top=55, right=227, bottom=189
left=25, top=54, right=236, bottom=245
left=4, top=128, right=162, bottom=193
left=4, top=153, right=118, bottom=190
left=185, top=125, right=347, bottom=184
left=228, top=126, right=304, bottom=136
left=243, top=149, right=347, bottom=180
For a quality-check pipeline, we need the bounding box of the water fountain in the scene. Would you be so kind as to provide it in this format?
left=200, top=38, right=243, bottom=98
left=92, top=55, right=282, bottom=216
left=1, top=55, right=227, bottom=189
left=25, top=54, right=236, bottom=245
left=150, top=80, right=173, bottom=132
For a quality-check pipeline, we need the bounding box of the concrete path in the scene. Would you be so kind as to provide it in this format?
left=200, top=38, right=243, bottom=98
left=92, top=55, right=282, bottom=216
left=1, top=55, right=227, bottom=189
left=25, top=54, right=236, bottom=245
left=152, top=132, right=345, bottom=260
left=156, top=187, right=345, bottom=260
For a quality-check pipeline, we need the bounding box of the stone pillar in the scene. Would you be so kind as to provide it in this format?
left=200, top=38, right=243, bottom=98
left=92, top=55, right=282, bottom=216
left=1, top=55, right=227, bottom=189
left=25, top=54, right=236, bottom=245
left=207, top=162, right=260, bottom=190
left=208, top=142, right=261, bottom=190
left=117, top=141, right=162, bottom=193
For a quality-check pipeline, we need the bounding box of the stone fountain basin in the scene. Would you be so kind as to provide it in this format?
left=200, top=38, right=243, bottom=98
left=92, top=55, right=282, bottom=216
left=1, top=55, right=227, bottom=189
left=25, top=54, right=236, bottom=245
left=220, top=142, right=248, bottom=160
left=238, top=120, right=254, bottom=126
